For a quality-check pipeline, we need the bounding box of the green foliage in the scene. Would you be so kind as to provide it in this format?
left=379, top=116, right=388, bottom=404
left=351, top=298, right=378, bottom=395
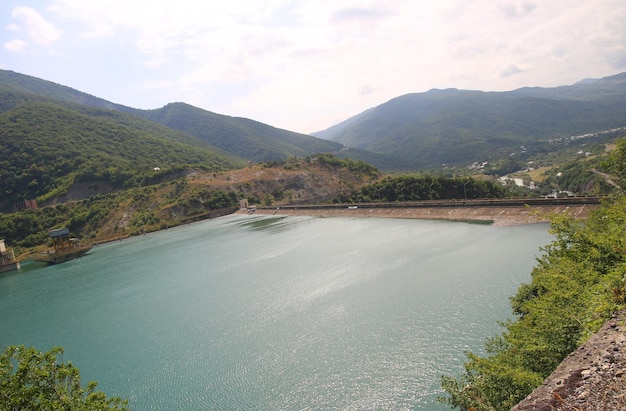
left=484, top=158, right=525, bottom=176
left=134, top=102, right=345, bottom=163
left=340, top=175, right=505, bottom=203
left=541, top=158, right=615, bottom=195
left=0, top=90, right=241, bottom=210
left=439, top=194, right=626, bottom=409
left=0, top=345, right=128, bottom=410
left=603, top=138, right=626, bottom=191
left=441, top=344, right=542, bottom=411
left=130, top=211, right=160, bottom=228
left=317, top=74, right=626, bottom=168
left=175, top=188, right=238, bottom=215
left=0, top=207, right=69, bottom=248
left=313, top=153, right=380, bottom=178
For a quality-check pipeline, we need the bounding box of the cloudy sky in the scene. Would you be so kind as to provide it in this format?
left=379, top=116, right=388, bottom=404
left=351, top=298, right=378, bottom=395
left=2, top=1, right=625, bottom=134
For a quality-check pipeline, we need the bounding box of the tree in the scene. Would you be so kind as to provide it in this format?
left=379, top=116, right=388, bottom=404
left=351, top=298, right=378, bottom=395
left=0, top=345, right=129, bottom=410
left=602, top=138, right=626, bottom=191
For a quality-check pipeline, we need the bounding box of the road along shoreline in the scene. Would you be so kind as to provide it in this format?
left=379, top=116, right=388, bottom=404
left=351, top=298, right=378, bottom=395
left=241, top=202, right=596, bottom=226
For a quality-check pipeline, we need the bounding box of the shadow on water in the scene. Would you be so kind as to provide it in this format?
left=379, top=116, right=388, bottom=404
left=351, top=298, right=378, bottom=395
left=17, top=260, right=49, bottom=273
left=237, top=215, right=312, bottom=234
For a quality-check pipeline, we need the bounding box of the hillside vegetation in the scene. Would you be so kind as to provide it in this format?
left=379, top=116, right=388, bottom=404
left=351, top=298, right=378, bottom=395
left=0, top=155, right=381, bottom=249
left=132, top=102, right=419, bottom=171
left=0, top=92, right=242, bottom=211
left=134, top=102, right=344, bottom=161
left=439, top=139, right=626, bottom=410
left=1, top=68, right=624, bottom=248
left=314, top=72, right=626, bottom=168
left=0, top=69, right=410, bottom=173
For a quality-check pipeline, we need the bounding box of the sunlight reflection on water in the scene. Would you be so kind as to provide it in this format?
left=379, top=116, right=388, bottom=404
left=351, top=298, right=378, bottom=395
left=0, top=215, right=552, bottom=410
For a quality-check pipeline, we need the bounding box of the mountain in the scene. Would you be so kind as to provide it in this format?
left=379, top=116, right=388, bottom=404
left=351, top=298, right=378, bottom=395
left=0, top=69, right=418, bottom=211
left=0, top=69, right=341, bottom=163
left=0, top=69, right=123, bottom=111
left=0, top=86, right=243, bottom=211
left=313, top=72, right=626, bottom=168
left=131, top=102, right=343, bottom=162
left=0, top=69, right=406, bottom=169
left=130, top=102, right=418, bottom=169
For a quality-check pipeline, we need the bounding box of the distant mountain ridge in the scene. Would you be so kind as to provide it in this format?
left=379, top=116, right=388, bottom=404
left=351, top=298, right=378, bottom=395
left=0, top=69, right=421, bottom=210
left=0, top=69, right=412, bottom=170
left=2, top=67, right=626, bottom=192
left=131, top=102, right=343, bottom=162
left=313, top=72, right=626, bottom=167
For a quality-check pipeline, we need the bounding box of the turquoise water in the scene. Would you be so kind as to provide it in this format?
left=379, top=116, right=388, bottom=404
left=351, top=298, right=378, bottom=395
left=0, top=215, right=552, bottom=410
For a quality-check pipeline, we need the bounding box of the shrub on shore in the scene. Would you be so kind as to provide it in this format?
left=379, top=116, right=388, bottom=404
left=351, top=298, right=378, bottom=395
left=440, top=193, right=626, bottom=410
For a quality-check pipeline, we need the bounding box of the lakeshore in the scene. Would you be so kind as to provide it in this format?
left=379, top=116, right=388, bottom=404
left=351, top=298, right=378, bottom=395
left=242, top=203, right=596, bottom=226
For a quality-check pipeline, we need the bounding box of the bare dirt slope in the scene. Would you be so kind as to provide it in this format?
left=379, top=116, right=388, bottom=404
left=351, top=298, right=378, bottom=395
left=189, top=162, right=377, bottom=204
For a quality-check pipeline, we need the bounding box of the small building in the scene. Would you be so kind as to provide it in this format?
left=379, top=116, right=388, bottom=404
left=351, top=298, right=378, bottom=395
left=14, top=199, right=38, bottom=212
left=49, top=228, right=78, bottom=254
left=33, top=228, right=92, bottom=265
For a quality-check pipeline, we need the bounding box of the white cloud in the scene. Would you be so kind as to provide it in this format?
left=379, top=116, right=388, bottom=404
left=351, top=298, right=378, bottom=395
left=4, top=39, right=28, bottom=53
left=10, top=6, right=62, bottom=46
left=4, top=0, right=625, bottom=132
left=500, top=63, right=526, bottom=78
left=497, top=1, right=536, bottom=19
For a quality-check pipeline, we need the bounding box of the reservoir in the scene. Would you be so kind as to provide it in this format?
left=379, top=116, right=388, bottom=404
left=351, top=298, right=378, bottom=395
left=0, top=215, right=553, bottom=410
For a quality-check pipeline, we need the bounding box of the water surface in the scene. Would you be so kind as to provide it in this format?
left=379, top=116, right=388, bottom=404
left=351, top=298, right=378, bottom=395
left=0, top=215, right=552, bottom=410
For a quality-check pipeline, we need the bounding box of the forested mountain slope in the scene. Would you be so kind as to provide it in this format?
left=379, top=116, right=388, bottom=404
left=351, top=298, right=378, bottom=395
left=0, top=69, right=416, bottom=212
left=313, top=72, right=626, bottom=168
left=132, top=102, right=343, bottom=162
left=0, top=69, right=405, bottom=169
left=0, top=88, right=242, bottom=211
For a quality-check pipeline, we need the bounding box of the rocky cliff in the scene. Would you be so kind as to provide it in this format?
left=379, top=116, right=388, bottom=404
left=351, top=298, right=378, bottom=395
left=512, top=310, right=626, bottom=410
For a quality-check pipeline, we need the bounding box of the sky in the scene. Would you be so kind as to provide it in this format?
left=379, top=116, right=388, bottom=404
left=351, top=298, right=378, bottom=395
left=1, top=1, right=626, bottom=134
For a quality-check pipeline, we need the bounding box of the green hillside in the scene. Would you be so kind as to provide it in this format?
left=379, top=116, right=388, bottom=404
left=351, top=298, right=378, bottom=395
left=2, top=67, right=624, bottom=213
left=132, top=102, right=418, bottom=169
left=314, top=72, right=626, bottom=168
left=0, top=69, right=121, bottom=110
left=0, top=69, right=411, bottom=171
left=133, top=102, right=342, bottom=162
left=0, top=91, right=242, bottom=211
left=0, top=69, right=417, bottom=215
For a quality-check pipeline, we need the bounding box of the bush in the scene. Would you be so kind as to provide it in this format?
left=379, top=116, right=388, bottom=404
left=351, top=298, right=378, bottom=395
left=0, top=345, right=129, bottom=410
